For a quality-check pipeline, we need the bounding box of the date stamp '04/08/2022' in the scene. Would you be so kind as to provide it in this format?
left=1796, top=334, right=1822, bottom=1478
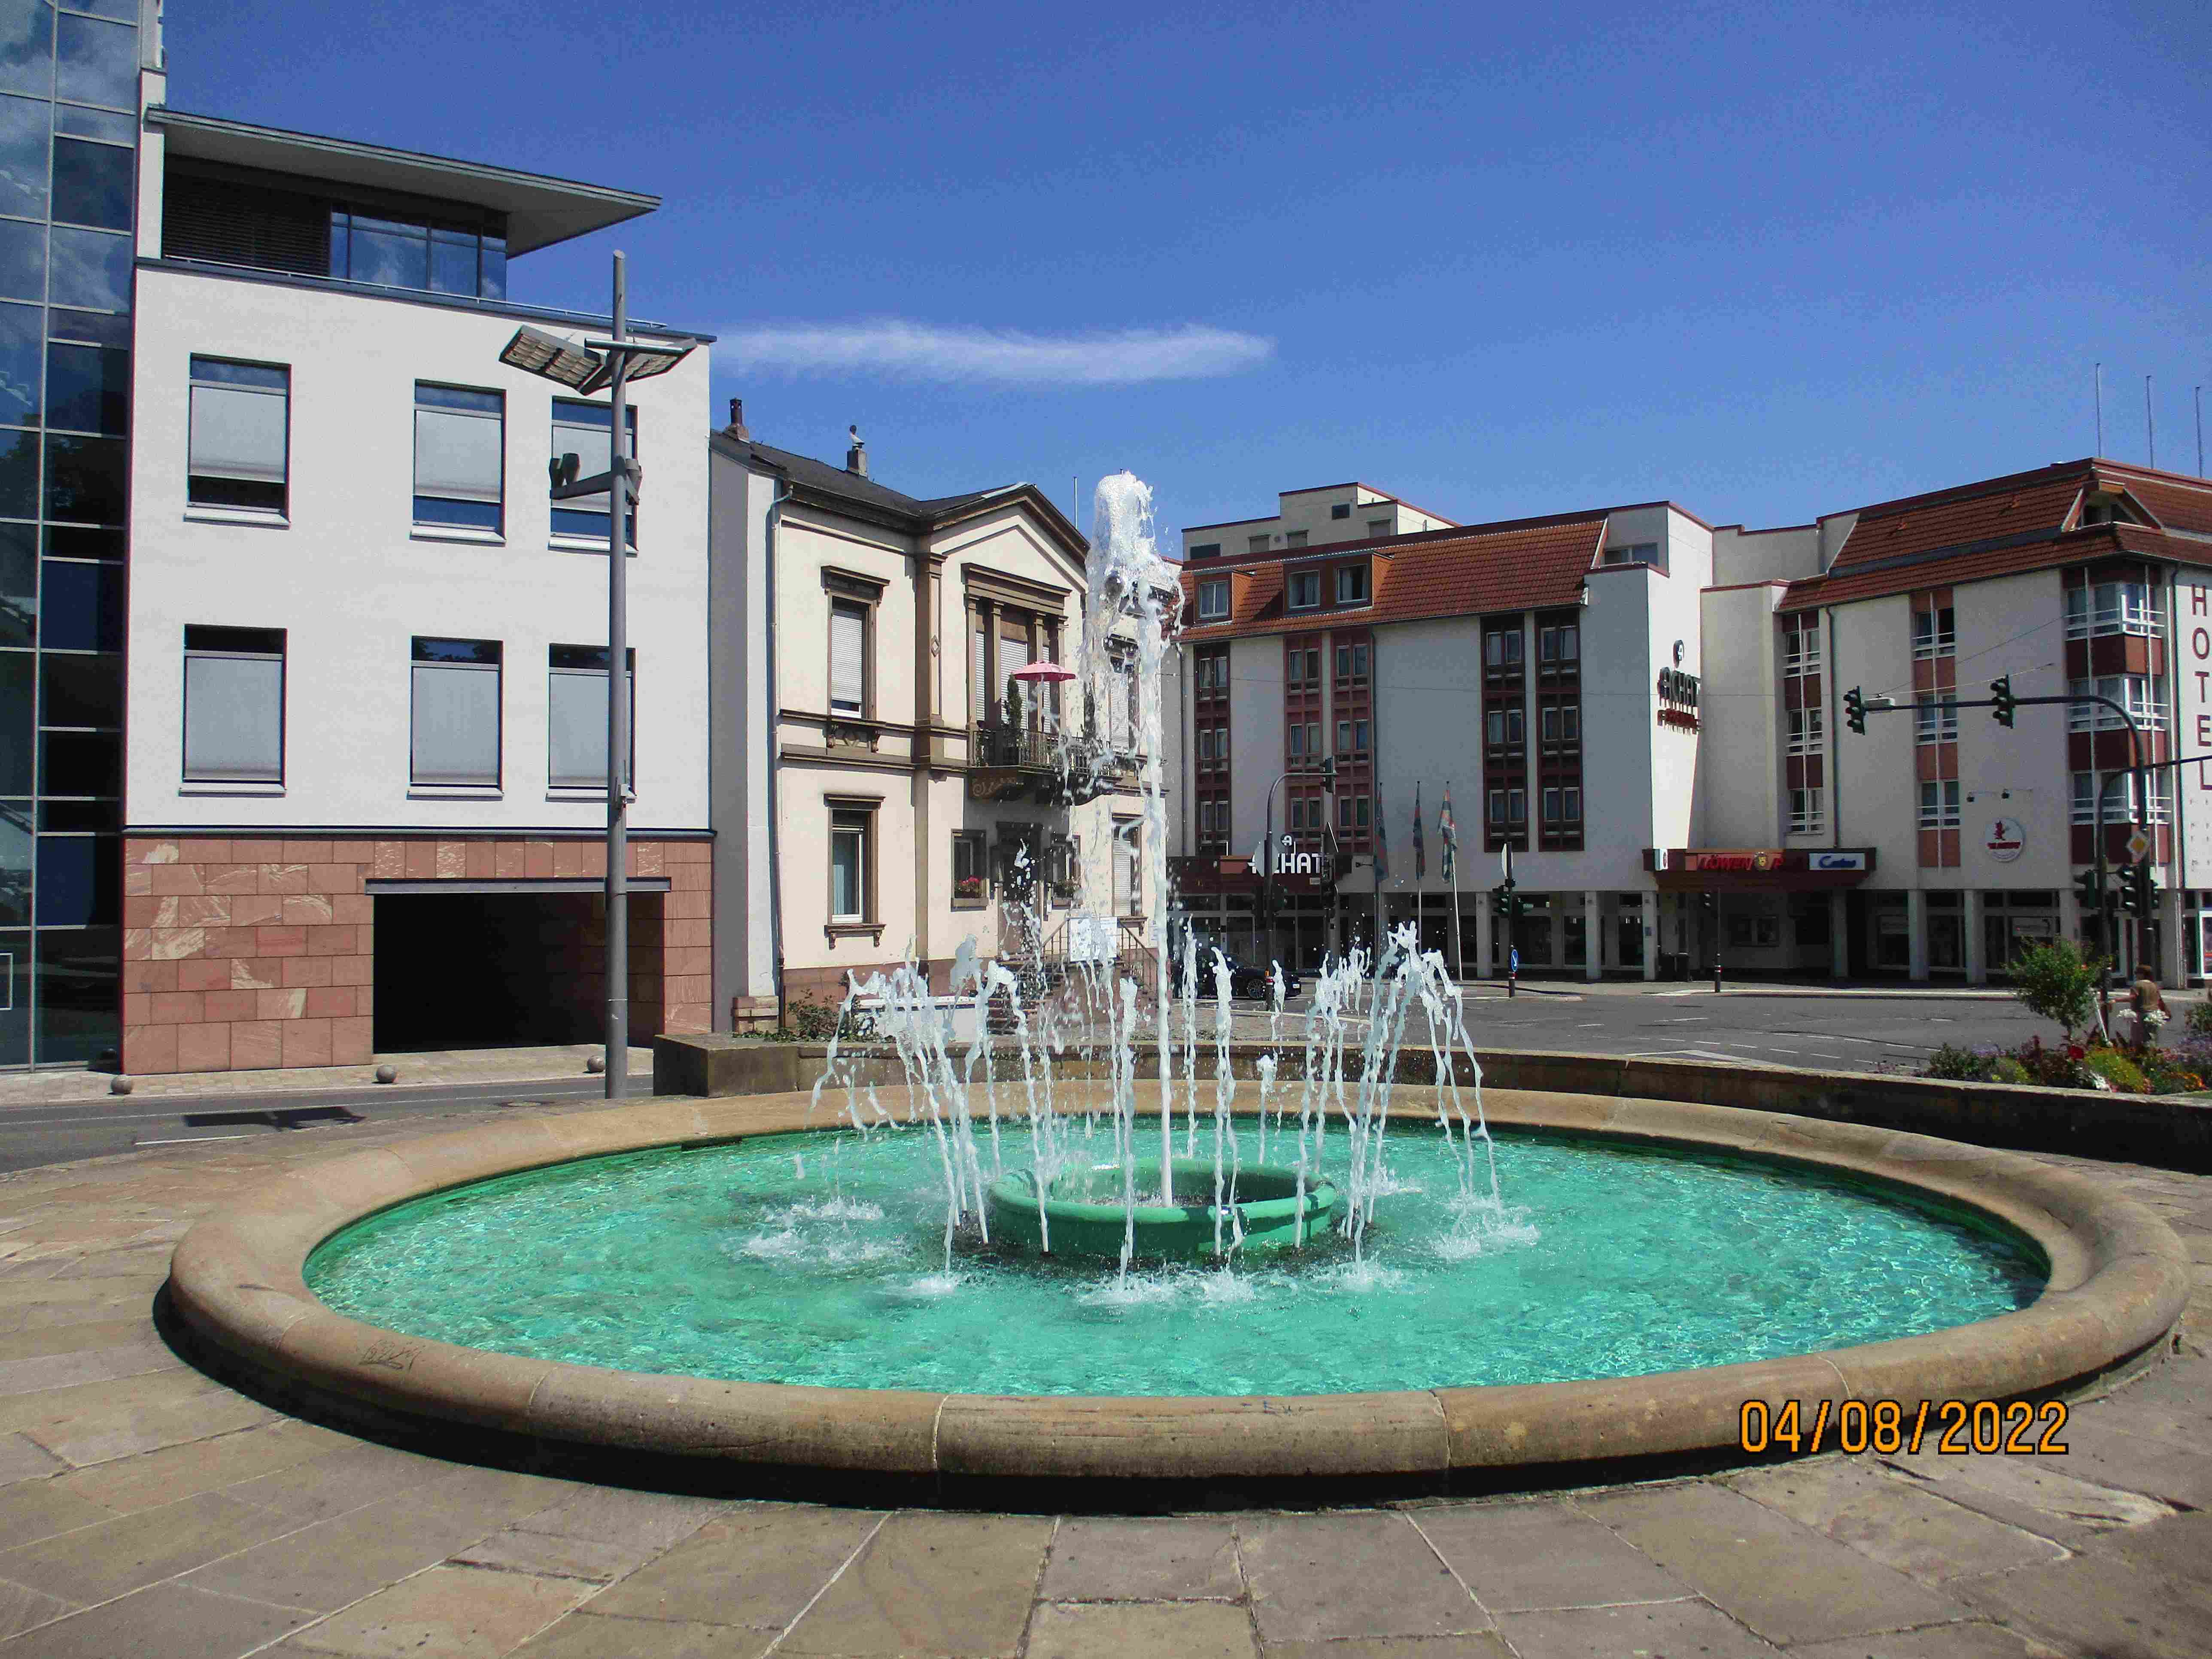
left=1739, top=1399, right=2069, bottom=1456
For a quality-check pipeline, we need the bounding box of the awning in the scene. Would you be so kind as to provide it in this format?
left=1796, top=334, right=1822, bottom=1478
left=1644, top=848, right=1876, bottom=892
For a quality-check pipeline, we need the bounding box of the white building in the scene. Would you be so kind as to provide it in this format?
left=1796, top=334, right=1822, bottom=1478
left=708, top=418, right=1147, bottom=1028
left=119, top=96, right=713, bottom=1074
left=1182, top=482, right=1455, bottom=562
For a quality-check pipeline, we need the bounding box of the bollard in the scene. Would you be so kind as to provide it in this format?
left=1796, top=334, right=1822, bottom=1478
left=1712, top=956, right=1723, bottom=994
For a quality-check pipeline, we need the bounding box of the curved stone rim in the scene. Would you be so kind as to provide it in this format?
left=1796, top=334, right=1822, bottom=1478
left=167, top=1085, right=2193, bottom=1483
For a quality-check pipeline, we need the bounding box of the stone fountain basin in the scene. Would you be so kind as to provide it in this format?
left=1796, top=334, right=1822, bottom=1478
left=984, top=1156, right=1340, bottom=1259
left=166, top=1082, right=2192, bottom=1486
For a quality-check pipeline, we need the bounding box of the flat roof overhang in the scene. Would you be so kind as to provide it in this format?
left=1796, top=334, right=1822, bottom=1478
left=149, top=107, right=658, bottom=255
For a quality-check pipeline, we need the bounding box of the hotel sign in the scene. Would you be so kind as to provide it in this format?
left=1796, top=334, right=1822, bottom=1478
left=1656, top=667, right=1700, bottom=731
left=2183, top=581, right=2212, bottom=889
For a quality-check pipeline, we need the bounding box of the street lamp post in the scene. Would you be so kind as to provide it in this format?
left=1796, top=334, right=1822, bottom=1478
left=498, top=253, right=693, bottom=1101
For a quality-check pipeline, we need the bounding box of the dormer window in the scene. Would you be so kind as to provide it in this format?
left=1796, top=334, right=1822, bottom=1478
left=1288, top=571, right=1321, bottom=609
left=1196, top=578, right=1230, bottom=621
left=1603, top=542, right=1660, bottom=568
left=1334, top=563, right=1370, bottom=605
left=1188, top=541, right=1221, bottom=559
left=1331, top=503, right=1351, bottom=519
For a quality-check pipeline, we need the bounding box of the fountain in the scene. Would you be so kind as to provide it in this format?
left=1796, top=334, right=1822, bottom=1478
left=165, top=471, right=2189, bottom=1489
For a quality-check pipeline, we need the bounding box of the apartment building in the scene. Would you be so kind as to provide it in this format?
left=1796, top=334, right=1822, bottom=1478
left=1175, top=459, right=2212, bottom=986
left=1169, top=503, right=1711, bottom=977
left=114, top=88, right=713, bottom=1073
left=709, top=421, right=1146, bottom=1026
left=1182, top=482, right=1455, bottom=562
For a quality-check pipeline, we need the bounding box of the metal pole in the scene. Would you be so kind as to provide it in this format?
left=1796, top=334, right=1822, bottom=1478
left=605, top=252, right=632, bottom=1101
left=1448, top=781, right=1463, bottom=982
left=2196, top=385, right=2203, bottom=478
left=2147, top=374, right=2155, bottom=470
left=2095, top=362, right=2103, bottom=454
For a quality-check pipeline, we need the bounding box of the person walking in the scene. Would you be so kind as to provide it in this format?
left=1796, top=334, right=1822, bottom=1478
left=2130, top=969, right=2168, bottom=1049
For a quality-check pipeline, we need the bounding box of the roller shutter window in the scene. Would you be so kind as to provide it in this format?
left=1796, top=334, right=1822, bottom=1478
left=182, top=625, right=283, bottom=782
left=414, top=385, right=504, bottom=532
left=410, top=638, right=501, bottom=786
left=829, top=599, right=866, bottom=716
left=548, top=644, right=636, bottom=791
left=187, top=358, right=287, bottom=514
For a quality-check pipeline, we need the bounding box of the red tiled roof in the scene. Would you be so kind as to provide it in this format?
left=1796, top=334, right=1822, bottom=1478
left=1824, top=474, right=2084, bottom=576
left=2093, top=463, right=2212, bottom=538
left=1780, top=522, right=2212, bottom=612
left=1179, top=517, right=1605, bottom=639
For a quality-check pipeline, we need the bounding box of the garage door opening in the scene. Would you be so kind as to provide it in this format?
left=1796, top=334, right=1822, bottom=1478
left=373, top=890, right=668, bottom=1053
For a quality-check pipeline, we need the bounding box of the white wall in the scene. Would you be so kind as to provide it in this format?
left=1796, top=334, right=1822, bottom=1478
left=1711, top=524, right=1820, bottom=587
left=127, top=266, right=712, bottom=833
left=1227, top=636, right=1285, bottom=849
left=1830, top=594, right=1917, bottom=877
left=1697, top=583, right=1785, bottom=845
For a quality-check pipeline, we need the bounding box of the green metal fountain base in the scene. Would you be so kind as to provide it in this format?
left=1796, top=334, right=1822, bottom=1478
left=984, top=1157, right=1340, bottom=1260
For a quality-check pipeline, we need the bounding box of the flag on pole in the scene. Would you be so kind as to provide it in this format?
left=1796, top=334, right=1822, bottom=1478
left=1439, top=784, right=1458, bottom=882
left=1413, top=782, right=1426, bottom=880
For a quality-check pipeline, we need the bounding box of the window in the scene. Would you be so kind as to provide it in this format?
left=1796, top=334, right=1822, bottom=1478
left=1542, top=787, right=1582, bottom=824
left=1542, top=704, right=1581, bottom=744
left=1782, top=615, right=1822, bottom=676
left=953, top=830, right=987, bottom=904
left=2065, top=580, right=2161, bottom=640
left=1910, top=602, right=1955, bottom=659
left=1331, top=503, right=1351, bottom=520
left=1288, top=723, right=1305, bottom=757
left=547, top=644, right=636, bottom=790
left=187, top=358, right=289, bottom=515
left=1603, top=542, right=1660, bottom=566
left=1215, top=724, right=1229, bottom=762
left=1912, top=695, right=1956, bottom=744
left=410, top=638, right=501, bottom=787
left=1285, top=530, right=1309, bottom=548
left=1787, top=706, right=1825, bottom=754
left=1789, top=788, right=1823, bottom=833
left=550, top=398, right=638, bottom=544
left=411, top=384, right=504, bottom=532
left=1488, top=788, right=1526, bottom=825
left=2075, top=772, right=2172, bottom=825
left=1286, top=798, right=1302, bottom=830
left=1247, top=534, right=1270, bottom=554
left=1189, top=541, right=1221, bottom=559
left=1486, top=706, right=1524, bottom=747
left=1335, top=719, right=1349, bottom=753
left=830, top=808, right=872, bottom=922
left=1538, top=623, right=1579, bottom=665
left=1196, top=578, right=1229, bottom=620
left=2067, top=675, right=2166, bottom=732
left=1367, top=519, right=1390, bottom=538
left=1483, top=627, right=1523, bottom=668
left=1303, top=648, right=1320, bottom=682
left=1918, top=779, right=1961, bottom=828
left=1282, top=650, right=1300, bottom=687
left=1288, top=571, right=1320, bottom=609
left=1334, top=642, right=1369, bottom=681
left=1355, top=796, right=1370, bottom=829
left=182, top=625, right=284, bottom=784
left=1334, top=563, right=1370, bottom=605
left=830, top=599, right=868, bottom=715
left=328, top=211, right=506, bottom=300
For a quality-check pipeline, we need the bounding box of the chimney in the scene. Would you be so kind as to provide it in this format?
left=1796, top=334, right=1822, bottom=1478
left=846, top=424, right=867, bottom=478
left=725, top=398, right=749, bottom=441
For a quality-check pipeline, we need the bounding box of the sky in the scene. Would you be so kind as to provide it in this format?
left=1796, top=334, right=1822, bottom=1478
left=167, top=0, right=2211, bottom=542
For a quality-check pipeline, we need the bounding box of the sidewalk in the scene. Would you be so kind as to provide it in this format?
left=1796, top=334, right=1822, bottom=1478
left=0, top=1043, right=657, bottom=1107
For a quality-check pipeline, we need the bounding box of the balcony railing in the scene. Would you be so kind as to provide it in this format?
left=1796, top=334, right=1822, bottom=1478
left=968, top=720, right=1143, bottom=804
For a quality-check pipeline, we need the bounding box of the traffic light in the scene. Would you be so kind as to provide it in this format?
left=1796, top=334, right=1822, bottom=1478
left=2123, top=862, right=2160, bottom=920
left=1843, top=685, right=1867, bottom=735
left=1319, top=755, right=1337, bottom=786
left=1491, top=881, right=1521, bottom=919
left=1990, top=675, right=2016, bottom=728
left=1699, top=892, right=1717, bottom=915
left=2073, top=867, right=2104, bottom=912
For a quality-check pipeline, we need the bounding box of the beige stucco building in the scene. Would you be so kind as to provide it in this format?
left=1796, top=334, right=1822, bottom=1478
left=709, top=417, right=1148, bottom=1026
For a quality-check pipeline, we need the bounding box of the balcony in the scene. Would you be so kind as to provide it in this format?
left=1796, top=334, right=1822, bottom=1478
left=968, top=721, right=1142, bottom=805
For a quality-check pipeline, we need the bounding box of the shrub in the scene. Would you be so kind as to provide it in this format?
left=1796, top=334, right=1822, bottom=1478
left=1923, top=1043, right=1994, bottom=1082
left=2008, top=941, right=2106, bottom=1042
left=1989, top=1055, right=2033, bottom=1085
left=2186, top=1000, right=2212, bottom=1039
left=2142, top=1054, right=2204, bottom=1094
left=2082, top=1048, right=2148, bottom=1093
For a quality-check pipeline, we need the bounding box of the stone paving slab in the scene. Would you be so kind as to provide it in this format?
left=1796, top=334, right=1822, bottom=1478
left=0, top=1102, right=2193, bottom=1656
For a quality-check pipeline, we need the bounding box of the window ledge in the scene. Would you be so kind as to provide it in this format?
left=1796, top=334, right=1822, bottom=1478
left=951, top=899, right=989, bottom=912
left=547, top=786, right=616, bottom=802
left=411, top=526, right=506, bottom=547
left=550, top=535, right=639, bottom=557
left=180, top=781, right=285, bottom=796
left=826, top=921, right=885, bottom=944
left=409, top=785, right=503, bottom=800
left=184, top=507, right=289, bottom=529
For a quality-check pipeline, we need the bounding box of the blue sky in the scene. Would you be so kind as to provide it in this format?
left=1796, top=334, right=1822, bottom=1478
left=171, top=1, right=2210, bottom=540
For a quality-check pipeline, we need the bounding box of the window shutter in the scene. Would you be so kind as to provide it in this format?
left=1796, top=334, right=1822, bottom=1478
left=415, top=408, right=503, bottom=501
left=548, top=668, right=607, bottom=787
left=970, top=622, right=987, bottom=723
left=189, top=384, right=286, bottom=482
left=184, top=654, right=282, bottom=780
left=411, top=662, right=500, bottom=784
left=830, top=605, right=864, bottom=714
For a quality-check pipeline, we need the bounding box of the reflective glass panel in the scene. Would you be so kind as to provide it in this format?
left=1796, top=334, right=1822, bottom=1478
left=37, top=558, right=118, bottom=650
left=347, top=217, right=428, bottom=289
left=33, top=923, right=117, bottom=1064
left=52, top=104, right=130, bottom=142
left=38, top=650, right=118, bottom=727
left=0, top=925, right=24, bottom=1066
left=0, top=4, right=48, bottom=97
left=479, top=237, right=505, bottom=299
left=0, top=651, right=26, bottom=793
left=49, top=135, right=128, bottom=229
left=0, top=299, right=34, bottom=426
left=42, top=524, right=119, bottom=559
left=0, top=426, right=34, bottom=519
left=0, top=808, right=23, bottom=922
left=37, top=729, right=114, bottom=795
left=40, top=798, right=115, bottom=831
left=0, top=217, right=43, bottom=302
left=33, top=833, right=108, bottom=923
left=45, top=341, right=122, bottom=433
left=47, top=226, right=127, bottom=310
left=0, top=522, right=28, bottom=647
left=429, top=228, right=476, bottom=295
left=47, top=306, right=125, bottom=345
left=0, top=93, right=47, bottom=219
left=54, top=14, right=135, bottom=110
left=44, top=432, right=123, bottom=522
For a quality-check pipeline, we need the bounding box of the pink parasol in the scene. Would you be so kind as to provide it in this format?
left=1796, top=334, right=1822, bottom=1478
left=1010, top=661, right=1077, bottom=684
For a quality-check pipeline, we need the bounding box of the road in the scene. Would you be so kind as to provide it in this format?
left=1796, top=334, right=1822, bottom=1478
left=0, top=1076, right=649, bottom=1177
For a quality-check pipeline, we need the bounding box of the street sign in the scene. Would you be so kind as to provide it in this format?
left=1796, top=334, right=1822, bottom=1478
left=2127, top=829, right=2152, bottom=863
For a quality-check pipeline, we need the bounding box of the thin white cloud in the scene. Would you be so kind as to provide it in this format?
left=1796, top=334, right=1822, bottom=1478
left=720, top=318, right=1274, bottom=385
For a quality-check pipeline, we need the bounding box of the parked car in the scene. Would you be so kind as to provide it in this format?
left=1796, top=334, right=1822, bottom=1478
left=1169, top=942, right=1303, bottom=1001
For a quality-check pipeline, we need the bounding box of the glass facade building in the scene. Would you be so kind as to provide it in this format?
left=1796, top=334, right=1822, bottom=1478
left=0, top=0, right=140, bottom=1066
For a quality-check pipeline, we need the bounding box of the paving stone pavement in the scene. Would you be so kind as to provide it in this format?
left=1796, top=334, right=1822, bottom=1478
left=0, top=1106, right=2193, bottom=1657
